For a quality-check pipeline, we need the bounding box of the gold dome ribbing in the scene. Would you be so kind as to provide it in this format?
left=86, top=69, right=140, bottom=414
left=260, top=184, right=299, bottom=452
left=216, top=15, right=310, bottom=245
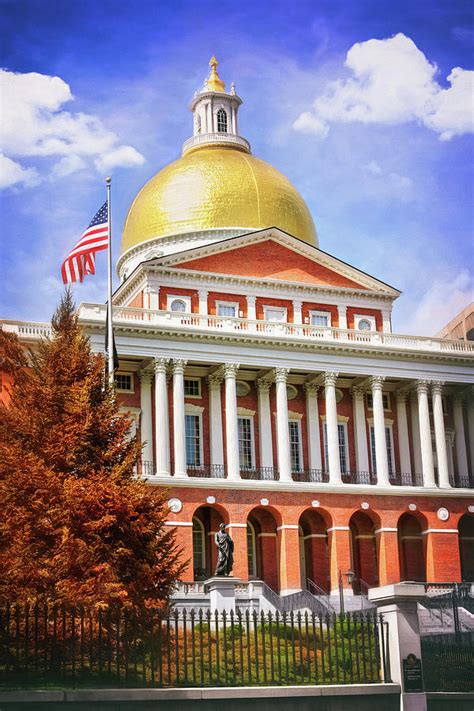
left=121, top=145, right=318, bottom=254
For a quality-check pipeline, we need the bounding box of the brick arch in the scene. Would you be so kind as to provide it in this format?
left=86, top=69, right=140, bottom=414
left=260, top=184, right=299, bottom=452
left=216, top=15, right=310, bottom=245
left=459, top=514, right=474, bottom=582
left=192, top=504, right=229, bottom=579
left=299, top=510, right=330, bottom=593
left=398, top=512, right=426, bottom=582
left=349, top=511, right=378, bottom=592
left=247, top=506, right=279, bottom=591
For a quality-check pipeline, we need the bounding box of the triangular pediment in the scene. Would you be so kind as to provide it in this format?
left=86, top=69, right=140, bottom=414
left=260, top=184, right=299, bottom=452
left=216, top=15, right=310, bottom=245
left=157, top=229, right=399, bottom=295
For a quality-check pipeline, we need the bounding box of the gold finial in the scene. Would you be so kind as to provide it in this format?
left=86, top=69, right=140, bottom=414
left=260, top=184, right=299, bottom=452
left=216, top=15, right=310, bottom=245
left=206, top=56, right=226, bottom=92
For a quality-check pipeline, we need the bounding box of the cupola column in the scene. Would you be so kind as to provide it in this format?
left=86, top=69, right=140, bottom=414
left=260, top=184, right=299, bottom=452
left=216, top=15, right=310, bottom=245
left=324, top=372, right=342, bottom=483
left=246, top=296, right=256, bottom=321
left=352, top=387, right=369, bottom=476
left=417, top=380, right=436, bottom=487
left=292, top=300, right=302, bottom=325
left=224, top=363, right=241, bottom=480
left=337, top=305, right=348, bottom=330
left=208, top=372, right=225, bottom=475
left=198, top=289, right=209, bottom=315
left=395, top=390, right=412, bottom=477
left=172, top=359, right=188, bottom=478
left=257, top=379, right=274, bottom=472
left=154, top=358, right=170, bottom=476
left=371, top=376, right=390, bottom=486
left=275, top=368, right=292, bottom=482
left=432, top=382, right=450, bottom=489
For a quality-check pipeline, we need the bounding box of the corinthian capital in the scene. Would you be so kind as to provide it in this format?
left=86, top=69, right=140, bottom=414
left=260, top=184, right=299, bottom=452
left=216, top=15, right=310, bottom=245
left=416, top=380, right=431, bottom=396
left=257, top=378, right=272, bottom=394
left=304, top=382, right=319, bottom=396
left=431, top=381, right=445, bottom=396
left=323, top=371, right=339, bottom=388
left=223, top=363, right=240, bottom=379
left=370, top=375, right=386, bottom=391
left=139, top=369, right=153, bottom=385
left=171, top=359, right=188, bottom=375
left=207, top=372, right=224, bottom=390
left=154, top=357, right=169, bottom=375
left=274, top=367, right=290, bottom=383
left=351, top=386, right=366, bottom=399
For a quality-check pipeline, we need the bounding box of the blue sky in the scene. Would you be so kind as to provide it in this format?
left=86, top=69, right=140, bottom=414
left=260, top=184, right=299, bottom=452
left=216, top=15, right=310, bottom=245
left=1, top=0, right=473, bottom=334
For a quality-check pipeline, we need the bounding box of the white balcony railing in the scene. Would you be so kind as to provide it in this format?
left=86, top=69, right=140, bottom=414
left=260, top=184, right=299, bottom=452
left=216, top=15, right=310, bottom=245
left=4, top=307, right=474, bottom=357
left=76, top=304, right=474, bottom=357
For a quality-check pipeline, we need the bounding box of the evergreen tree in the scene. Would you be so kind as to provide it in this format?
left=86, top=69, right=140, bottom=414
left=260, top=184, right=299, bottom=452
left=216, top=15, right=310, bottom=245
left=0, top=291, right=183, bottom=607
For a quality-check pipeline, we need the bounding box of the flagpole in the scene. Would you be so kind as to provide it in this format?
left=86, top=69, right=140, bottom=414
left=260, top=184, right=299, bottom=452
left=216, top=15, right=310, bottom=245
left=106, top=176, right=114, bottom=386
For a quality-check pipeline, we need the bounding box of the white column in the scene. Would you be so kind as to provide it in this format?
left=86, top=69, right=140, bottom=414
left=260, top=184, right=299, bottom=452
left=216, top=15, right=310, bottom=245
left=224, top=363, right=241, bottom=480
left=352, top=387, right=369, bottom=474
left=172, top=359, right=188, bottom=478
left=337, top=305, right=347, bottom=330
left=154, top=358, right=170, bottom=476
left=417, top=380, right=436, bottom=487
left=246, top=295, right=256, bottom=321
left=381, top=308, right=392, bottom=333
left=292, top=300, right=302, bottom=325
left=467, top=389, right=474, bottom=476
left=198, top=289, right=208, bottom=315
left=149, top=286, right=159, bottom=310
left=208, top=372, right=224, bottom=474
left=324, top=371, right=341, bottom=483
left=371, top=376, right=390, bottom=486
left=275, top=367, right=292, bottom=482
left=453, top=395, right=469, bottom=482
left=139, top=370, right=154, bottom=470
left=305, top=383, right=322, bottom=471
left=432, top=381, right=450, bottom=488
left=410, top=391, right=423, bottom=477
left=396, top=391, right=412, bottom=476
left=257, top=379, right=273, bottom=470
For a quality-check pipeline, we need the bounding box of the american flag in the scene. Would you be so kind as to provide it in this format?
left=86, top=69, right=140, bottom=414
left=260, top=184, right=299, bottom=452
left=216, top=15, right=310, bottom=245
left=61, top=201, right=109, bottom=284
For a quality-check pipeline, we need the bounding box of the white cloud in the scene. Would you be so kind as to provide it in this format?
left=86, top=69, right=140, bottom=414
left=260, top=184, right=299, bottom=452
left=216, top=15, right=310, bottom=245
left=0, top=153, right=40, bottom=189
left=404, top=269, right=474, bottom=335
left=0, top=69, right=145, bottom=189
left=293, top=33, right=474, bottom=140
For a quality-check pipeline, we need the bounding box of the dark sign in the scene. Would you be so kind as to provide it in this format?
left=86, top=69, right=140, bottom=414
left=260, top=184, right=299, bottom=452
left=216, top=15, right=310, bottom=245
left=403, top=653, right=423, bottom=692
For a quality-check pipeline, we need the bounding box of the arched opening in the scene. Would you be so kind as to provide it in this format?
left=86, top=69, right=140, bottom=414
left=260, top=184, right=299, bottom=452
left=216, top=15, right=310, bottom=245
left=299, top=510, right=330, bottom=593
left=192, top=505, right=227, bottom=580
left=459, top=514, right=474, bottom=581
left=398, top=513, right=426, bottom=582
left=217, top=108, right=228, bottom=133
left=349, top=512, right=378, bottom=593
left=247, top=507, right=279, bottom=591
left=170, top=299, right=187, bottom=313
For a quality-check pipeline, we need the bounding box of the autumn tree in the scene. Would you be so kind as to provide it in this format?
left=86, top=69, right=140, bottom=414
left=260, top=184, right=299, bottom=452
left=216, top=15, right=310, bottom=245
left=0, top=291, right=183, bottom=607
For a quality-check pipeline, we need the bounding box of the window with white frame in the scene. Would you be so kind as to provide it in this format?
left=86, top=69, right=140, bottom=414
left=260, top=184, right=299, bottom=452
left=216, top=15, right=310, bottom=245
left=247, top=522, right=257, bottom=578
left=263, top=306, right=287, bottom=322
left=184, top=378, right=201, bottom=398
left=115, top=372, right=133, bottom=392
left=323, top=422, right=349, bottom=473
left=238, top=416, right=255, bottom=470
left=310, top=310, right=332, bottom=327
left=185, top=414, right=202, bottom=466
left=217, top=108, right=228, bottom=133
left=369, top=425, right=395, bottom=476
left=289, top=420, right=303, bottom=472
left=216, top=301, right=238, bottom=318
left=354, top=314, right=376, bottom=331
left=192, top=518, right=206, bottom=578
left=168, top=295, right=192, bottom=313
left=366, top=392, right=391, bottom=411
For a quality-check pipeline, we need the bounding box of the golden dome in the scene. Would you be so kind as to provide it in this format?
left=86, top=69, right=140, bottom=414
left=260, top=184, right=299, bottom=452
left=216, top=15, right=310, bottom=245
left=121, top=145, right=318, bottom=254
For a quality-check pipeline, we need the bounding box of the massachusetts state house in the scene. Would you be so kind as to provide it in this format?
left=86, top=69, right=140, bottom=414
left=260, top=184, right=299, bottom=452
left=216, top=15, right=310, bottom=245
left=4, top=58, right=474, bottom=606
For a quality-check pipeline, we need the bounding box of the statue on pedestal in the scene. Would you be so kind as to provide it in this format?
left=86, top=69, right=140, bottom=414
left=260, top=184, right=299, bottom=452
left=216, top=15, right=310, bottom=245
left=214, top=523, right=234, bottom=576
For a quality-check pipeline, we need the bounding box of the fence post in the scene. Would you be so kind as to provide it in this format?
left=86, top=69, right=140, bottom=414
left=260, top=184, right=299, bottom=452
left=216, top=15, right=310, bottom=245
left=369, top=583, right=426, bottom=711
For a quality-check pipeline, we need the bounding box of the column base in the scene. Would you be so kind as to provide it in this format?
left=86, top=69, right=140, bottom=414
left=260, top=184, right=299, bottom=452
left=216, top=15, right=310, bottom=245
left=174, top=471, right=189, bottom=478
left=155, top=470, right=171, bottom=477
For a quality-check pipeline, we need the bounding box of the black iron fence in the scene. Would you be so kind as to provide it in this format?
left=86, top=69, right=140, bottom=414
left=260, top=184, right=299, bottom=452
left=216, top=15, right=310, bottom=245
left=0, top=604, right=390, bottom=689
left=421, top=631, right=474, bottom=691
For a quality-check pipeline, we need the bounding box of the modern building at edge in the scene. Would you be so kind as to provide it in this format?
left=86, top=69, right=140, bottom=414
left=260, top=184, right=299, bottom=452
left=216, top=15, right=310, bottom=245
left=2, top=58, right=474, bottom=604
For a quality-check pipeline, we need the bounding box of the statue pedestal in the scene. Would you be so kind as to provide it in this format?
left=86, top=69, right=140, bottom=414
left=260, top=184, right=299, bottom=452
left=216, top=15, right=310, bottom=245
left=205, top=576, right=241, bottom=613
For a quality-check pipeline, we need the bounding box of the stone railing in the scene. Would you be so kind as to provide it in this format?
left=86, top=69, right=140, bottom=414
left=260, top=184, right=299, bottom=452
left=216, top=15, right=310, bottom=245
left=182, top=132, right=251, bottom=155
left=1, top=320, right=53, bottom=340
left=76, top=304, right=474, bottom=357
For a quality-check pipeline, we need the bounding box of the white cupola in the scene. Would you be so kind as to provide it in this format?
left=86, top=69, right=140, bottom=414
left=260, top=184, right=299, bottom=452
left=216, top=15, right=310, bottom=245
left=182, top=56, right=251, bottom=156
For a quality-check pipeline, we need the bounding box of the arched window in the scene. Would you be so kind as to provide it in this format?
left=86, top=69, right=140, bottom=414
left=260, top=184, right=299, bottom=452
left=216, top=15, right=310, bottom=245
left=170, top=299, right=186, bottom=313
left=358, top=319, right=372, bottom=331
left=217, top=108, right=228, bottom=133
left=247, top=522, right=257, bottom=578
left=192, top=517, right=206, bottom=580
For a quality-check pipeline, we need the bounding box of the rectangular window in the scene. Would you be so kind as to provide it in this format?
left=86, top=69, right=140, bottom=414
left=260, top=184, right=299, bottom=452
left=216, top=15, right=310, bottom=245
left=323, top=422, right=348, bottom=473
left=264, top=307, right=287, bottom=322
left=238, top=416, right=254, bottom=469
left=185, top=414, right=201, bottom=466
left=369, top=425, right=394, bottom=475
left=310, top=311, right=331, bottom=327
left=115, top=373, right=133, bottom=391
left=289, top=420, right=302, bottom=471
left=184, top=378, right=201, bottom=397
left=217, top=302, right=238, bottom=317
left=366, top=393, right=390, bottom=410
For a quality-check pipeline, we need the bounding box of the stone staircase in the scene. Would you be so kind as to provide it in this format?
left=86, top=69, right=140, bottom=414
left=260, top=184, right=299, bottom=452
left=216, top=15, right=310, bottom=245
left=418, top=603, right=474, bottom=634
